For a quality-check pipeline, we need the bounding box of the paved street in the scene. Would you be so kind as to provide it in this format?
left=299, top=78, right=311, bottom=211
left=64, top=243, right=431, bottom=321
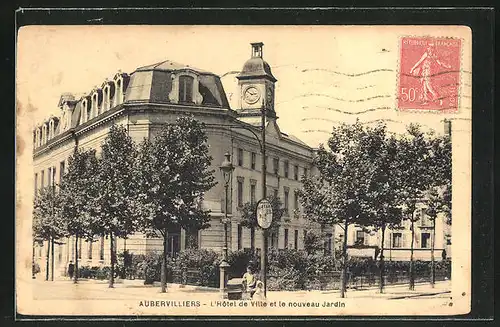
left=17, top=276, right=456, bottom=316
left=25, top=276, right=451, bottom=301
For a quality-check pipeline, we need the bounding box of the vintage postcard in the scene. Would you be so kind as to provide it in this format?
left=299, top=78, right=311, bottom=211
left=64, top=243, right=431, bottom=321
left=16, top=25, right=471, bottom=317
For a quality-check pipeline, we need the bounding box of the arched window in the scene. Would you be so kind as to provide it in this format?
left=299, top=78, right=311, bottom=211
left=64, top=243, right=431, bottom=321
left=178, top=75, right=194, bottom=103
left=42, top=124, right=47, bottom=144
left=81, top=99, right=89, bottom=123
left=92, top=92, right=99, bottom=116
left=114, top=78, right=123, bottom=106
left=102, top=84, right=110, bottom=111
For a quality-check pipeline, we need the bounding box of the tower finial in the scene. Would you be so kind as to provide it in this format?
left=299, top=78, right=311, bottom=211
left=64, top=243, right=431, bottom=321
left=251, top=42, right=264, bottom=58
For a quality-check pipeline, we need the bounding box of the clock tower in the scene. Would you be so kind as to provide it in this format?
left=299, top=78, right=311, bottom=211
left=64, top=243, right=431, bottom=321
left=237, top=42, right=277, bottom=123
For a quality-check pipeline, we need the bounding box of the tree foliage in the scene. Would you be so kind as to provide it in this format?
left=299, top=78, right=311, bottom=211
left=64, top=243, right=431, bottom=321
left=136, top=116, right=216, bottom=235
left=59, top=148, right=100, bottom=241
left=94, top=124, right=140, bottom=238
left=33, top=186, right=67, bottom=242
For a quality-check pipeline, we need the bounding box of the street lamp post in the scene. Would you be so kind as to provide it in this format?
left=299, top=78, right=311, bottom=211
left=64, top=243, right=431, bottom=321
left=219, top=152, right=234, bottom=298
left=260, top=106, right=268, bottom=298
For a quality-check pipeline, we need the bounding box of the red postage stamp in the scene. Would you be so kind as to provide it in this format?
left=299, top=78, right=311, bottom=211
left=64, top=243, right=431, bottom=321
left=397, top=36, right=461, bottom=112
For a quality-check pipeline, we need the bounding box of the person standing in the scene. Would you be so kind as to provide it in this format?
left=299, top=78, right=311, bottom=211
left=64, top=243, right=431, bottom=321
left=68, top=260, right=75, bottom=280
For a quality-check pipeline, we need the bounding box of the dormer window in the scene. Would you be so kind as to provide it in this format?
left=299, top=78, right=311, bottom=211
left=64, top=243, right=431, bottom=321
left=179, top=75, right=194, bottom=103
left=113, top=73, right=128, bottom=107
left=42, top=124, right=47, bottom=144
left=92, top=92, right=99, bottom=116
left=81, top=98, right=90, bottom=122
left=102, top=83, right=111, bottom=111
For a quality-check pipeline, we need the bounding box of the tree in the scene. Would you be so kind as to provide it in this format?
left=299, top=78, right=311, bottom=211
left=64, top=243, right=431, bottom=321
left=363, top=125, right=403, bottom=293
left=238, top=195, right=284, bottom=251
left=59, top=148, right=100, bottom=283
left=423, top=134, right=451, bottom=287
left=94, top=124, right=140, bottom=288
left=33, top=185, right=67, bottom=281
left=299, top=120, right=375, bottom=298
left=395, top=124, right=436, bottom=290
left=136, top=116, right=216, bottom=293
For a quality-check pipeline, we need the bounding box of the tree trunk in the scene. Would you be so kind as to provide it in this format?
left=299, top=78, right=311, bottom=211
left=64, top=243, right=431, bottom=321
left=160, top=228, right=168, bottom=293
left=379, top=224, right=386, bottom=293
left=50, top=237, right=55, bottom=281
left=409, top=219, right=415, bottom=290
left=430, top=218, right=436, bottom=288
left=32, top=240, right=36, bottom=279
left=74, top=234, right=79, bottom=284
left=45, top=238, right=50, bottom=281
left=109, top=232, right=115, bottom=288
left=340, top=219, right=349, bottom=298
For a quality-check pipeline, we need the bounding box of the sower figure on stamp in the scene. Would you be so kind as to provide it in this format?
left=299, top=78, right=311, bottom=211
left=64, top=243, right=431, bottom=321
left=409, top=43, right=452, bottom=106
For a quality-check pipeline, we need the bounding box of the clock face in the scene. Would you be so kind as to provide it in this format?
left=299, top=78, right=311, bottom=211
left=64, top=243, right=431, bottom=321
left=243, top=86, right=261, bottom=104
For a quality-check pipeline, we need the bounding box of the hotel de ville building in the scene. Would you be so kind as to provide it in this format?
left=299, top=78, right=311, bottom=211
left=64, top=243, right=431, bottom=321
left=32, top=43, right=451, bottom=278
left=32, top=43, right=317, bottom=277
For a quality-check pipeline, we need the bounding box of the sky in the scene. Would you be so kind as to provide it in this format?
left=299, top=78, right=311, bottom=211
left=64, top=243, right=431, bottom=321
left=17, top=25, right=472, bottom=148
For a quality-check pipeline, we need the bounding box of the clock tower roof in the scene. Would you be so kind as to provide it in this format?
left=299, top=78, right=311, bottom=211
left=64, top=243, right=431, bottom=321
left=237, top=42, right=277, bottom=82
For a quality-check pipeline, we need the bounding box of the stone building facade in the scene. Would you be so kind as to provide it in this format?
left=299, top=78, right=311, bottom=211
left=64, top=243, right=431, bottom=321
left=32, top=43, right=317, bottom=277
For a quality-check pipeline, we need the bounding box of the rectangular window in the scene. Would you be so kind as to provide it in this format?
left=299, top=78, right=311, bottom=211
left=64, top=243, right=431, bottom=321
left=250, top=227, right=255, bottom=249
left=294, top=192, right=299, bottom=210
left=88, top=240, right=93, bottom=260
left=284, top=229, right=289, bottom=249
left=294, top=230, right=299, bottom=250
left=250, top=184, right=256, bottom=205
left=420, top=211, right=431, bottom=227
left=325, top=233, right=333, bottom=254
left=237, top=224, right=242, bottom=250
left=34, top=173, right=38, bottom=196
left=185, top=230, right=199, bottom=249
left=392, top=233, right=402, bottom=248
left=237, top=148, right=244, bottom=166
left=251, top=152, right=256, bottom=170
left=303, top=167, right=308, bottom=178
left=52, top=166, right=56, bottom=189
left=237, top=180, right=243, bottom=207
left=355, top=231, right=365, bottom=245
left=284, top=189, right=289, bottom=215
left=99, top=236, right=105, bottom=260
left=421, top=233, right=431, bottom=248
left=273, top=188, right=279, bottom=199
left=273, top=158, right=279, bottom=175
left=41, top=170, right=45, bottom=187
left=294, top=165, right=299, bottom=180
left=270, top=230, right=279, bottom=248
left=59, top=161, right=65, bottom=181
left=47, top=167, right=52, bottom=188
left=284, top=161, right=289, bottom=178
left=179, top=75, right=194, bottom=103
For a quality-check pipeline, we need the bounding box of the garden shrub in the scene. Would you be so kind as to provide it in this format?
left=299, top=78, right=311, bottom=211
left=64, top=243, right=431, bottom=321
left=135, top=252, right=164, bottom=284
left=227, top=248, right=260, bottom=278
left=174, top=249, right=221, bottom=287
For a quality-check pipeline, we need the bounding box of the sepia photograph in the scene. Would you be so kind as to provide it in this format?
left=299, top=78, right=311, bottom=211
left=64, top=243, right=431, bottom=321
left=15, top=24, right=472, bottom=317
